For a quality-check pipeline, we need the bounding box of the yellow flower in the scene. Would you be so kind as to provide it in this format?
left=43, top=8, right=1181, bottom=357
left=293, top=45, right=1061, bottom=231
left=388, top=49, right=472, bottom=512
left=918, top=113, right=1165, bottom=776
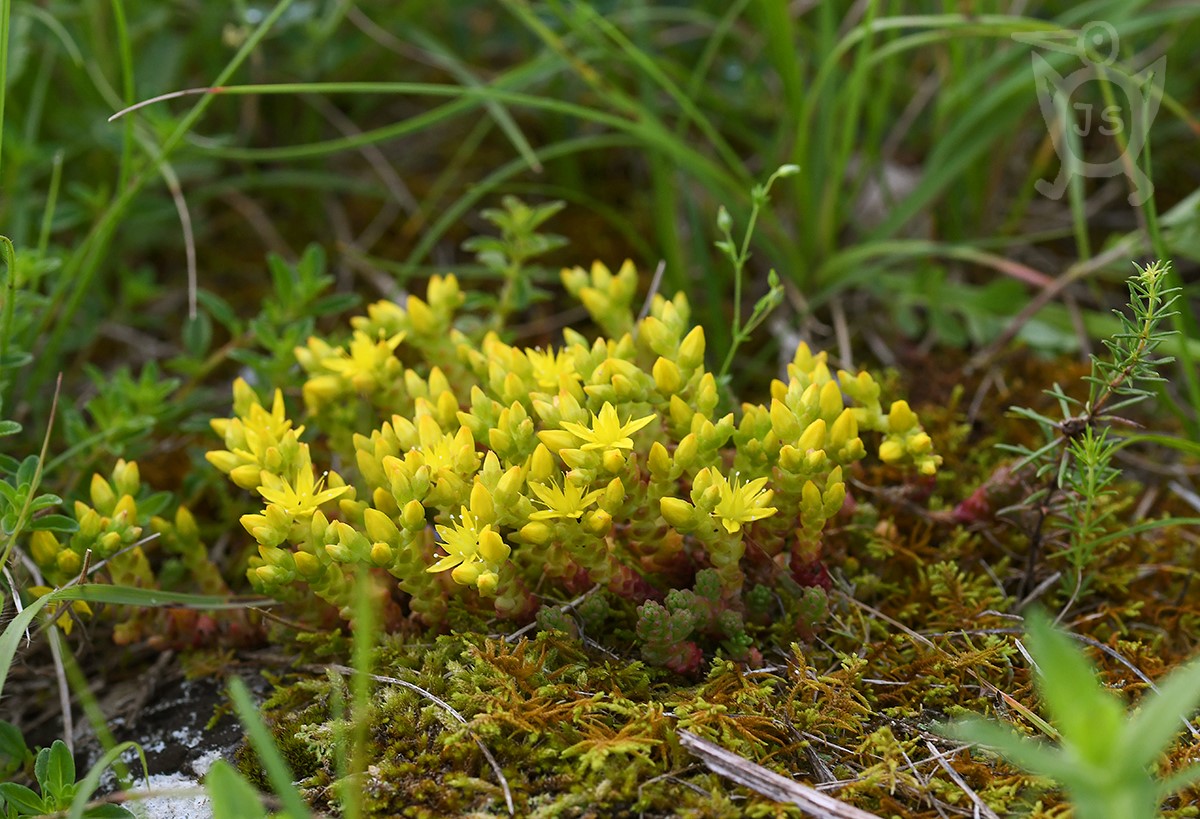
left=528, top=479, right=604, bottom=521
left=428, top=506, right=511, bottom=580
left=711, top=472, right=777, bottom=534
left=321, top=330, right=405, bottom=392
left=256, top=446, right=348, bottom=518
left=526, top=346, right=582, bottom=391
left=560, top=402, right=654, bottom=452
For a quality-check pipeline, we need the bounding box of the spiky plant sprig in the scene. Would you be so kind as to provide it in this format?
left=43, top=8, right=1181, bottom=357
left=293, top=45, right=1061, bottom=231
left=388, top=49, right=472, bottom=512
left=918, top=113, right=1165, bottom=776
left=1002, top=261, right=1179, bottom=597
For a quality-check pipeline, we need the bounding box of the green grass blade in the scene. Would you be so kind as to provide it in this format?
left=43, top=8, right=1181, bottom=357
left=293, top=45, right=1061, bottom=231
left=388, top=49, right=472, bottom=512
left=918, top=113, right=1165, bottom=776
left=227, top=675, right=311, bottom=819
left=0, top=586, right=270, bottom=700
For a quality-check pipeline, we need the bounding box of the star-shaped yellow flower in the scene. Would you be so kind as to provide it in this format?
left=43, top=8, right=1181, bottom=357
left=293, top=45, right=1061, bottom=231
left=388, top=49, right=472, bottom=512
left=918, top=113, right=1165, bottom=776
left=710, top=472, right=777, bottom=534
left=560, top=402, right=654, bottom=452
left=322, top=330, right=405, bottom=391
left=528, top=478, right=604, bottom=521
left=428, top=506, right=511, bottom=583
left=256, top=447, right=348, bottom=518
left=526, top=346, right=582, bottom=391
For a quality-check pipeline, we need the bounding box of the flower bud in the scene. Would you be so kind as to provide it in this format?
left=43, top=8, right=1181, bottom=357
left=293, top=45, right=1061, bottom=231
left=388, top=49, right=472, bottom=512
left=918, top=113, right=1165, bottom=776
left=601, top=449, right=625, bottom=474
left=406, top=295, right=437, bottom=335
left=602, top=477, right=625, bottom=511
left=255, top=565, right=286, bottom=587
left=801, top=480, right=823, bottom=521
left=294, top=551, right=321, bottom=578
left=98, top=531, right=123, bottom=556
left=538, top=429, right=577, bottom=454
left=797, top=418, right=826, bottom=452
left=678, top=326, right=705, bottom=369
left=888, top=400, right=918, bottom=433
left=652, top=357, right=683, bottom=395
left=819, top=380, right=843, bottom=420
left=110, top=460, right=139, bottom=497
left=112, top=494, right=138, bottom=524
left=674, top=434, right=698, bottom=470
left=303, top=375, right=343, bottom=409
left=231, top=378, right=258, bottom=415
left=370, top=542, right=394, bottom=566
left=90, top=474, right=116, bottom=514
left=560, top=448, right=591, bottom=470
left=823, top=480, right=846, bottom=516
left=477, top=570, right=500, bottom=596
left=639, top=317, right=673, bottom=356
left=649, top=441, right=671, bottom=478
left=495, top=466, right=524, bottom=508
left=409, top=464, right=432, bottom=498
left=30, top=529, right=59, bottom=562
left=57, top=549, right=82, bottom=576
left=909, top=432, right=933, bottom=454
left=325, top=541, right=352, bottom=562
left=470, top=480, right=495, bottom=523
left=364, top=507, right=400, bottom=545
left=478, top=528, right=510, bottom=564
left=829, top=408, right=858, bottom=451
left=527, top=443, right=555, bottom=482
left=660, top=497, right=696, bottom=530
left=518, top=521, right=554, bottom=545
left=584, top=509, right=612, bottom=536
left=696, top=373, right=718, bottom=414
left=263, top=446, right=283, bottom=473
left=311, top=509, right=330, bottom=539
left=669, top=395, right=693, bottom=431
left=231, top=464, right=264, bottom=490
left=205, top=450, right=241, bottom=475
left=175, top=505, right=199, bottom=542
left=609, top=373, right=635, bottom=401
left=879, top=440, right=904, bottom=464
left=769, top=399, right=800, bottom=441
left=561, top=265, right=589, bottom=295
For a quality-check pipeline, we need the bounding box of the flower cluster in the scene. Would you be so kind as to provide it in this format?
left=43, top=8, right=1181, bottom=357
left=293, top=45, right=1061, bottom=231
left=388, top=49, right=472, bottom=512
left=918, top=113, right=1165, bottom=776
left=208, top=261, right=940, bottom=653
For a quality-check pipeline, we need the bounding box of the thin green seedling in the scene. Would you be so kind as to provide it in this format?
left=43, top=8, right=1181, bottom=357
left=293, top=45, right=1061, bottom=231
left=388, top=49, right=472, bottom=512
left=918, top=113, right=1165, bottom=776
left=943, top=608, right=1200, bottom=819
left=714, top=164, right=795, bottom=379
